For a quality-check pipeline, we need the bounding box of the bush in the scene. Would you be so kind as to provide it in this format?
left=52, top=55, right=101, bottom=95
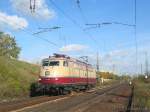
left=0, top=32, right=21, bottom=59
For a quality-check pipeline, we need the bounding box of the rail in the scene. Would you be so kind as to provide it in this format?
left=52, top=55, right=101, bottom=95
left=126, top=85, right=134, bottom=112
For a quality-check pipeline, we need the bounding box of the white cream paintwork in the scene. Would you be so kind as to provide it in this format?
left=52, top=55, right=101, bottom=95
left=40, top=59, right=96, bottom=78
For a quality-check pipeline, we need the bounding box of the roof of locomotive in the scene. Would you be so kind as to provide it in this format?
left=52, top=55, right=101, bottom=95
left=42, top=53, right=92, bottom=67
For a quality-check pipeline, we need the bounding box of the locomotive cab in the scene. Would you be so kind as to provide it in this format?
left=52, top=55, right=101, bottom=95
left=40, top=59, right=62, bottom=77
left=39, top=58, right=69, bottom=85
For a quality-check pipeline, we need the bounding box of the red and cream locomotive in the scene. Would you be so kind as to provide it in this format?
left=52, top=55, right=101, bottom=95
left=31, top=54, right=96, bottom=95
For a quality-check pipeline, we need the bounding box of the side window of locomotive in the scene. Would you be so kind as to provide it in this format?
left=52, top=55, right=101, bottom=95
left=42, top=61, right=49, bottom=66
left=63, top=61, right=68, bottom=67
left=49, top=61, right=59, bottom=66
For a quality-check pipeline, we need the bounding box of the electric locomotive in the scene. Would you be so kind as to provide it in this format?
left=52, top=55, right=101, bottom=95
left=31, top=54, right=96, bottom=96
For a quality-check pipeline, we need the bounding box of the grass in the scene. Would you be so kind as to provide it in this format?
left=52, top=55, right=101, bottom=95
left=132, top=76, right=150, bottom=110
left=0, top=56, right=39, bottom=101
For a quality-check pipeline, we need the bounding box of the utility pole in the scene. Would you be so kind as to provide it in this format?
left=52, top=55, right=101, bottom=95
left=112, top=64, right=115, bottom=73
left=145, top=52, right=149, bottom=76
left=140, top=63, right=143, bottom=75
left=96, top=52, right=100, bottom=72
left=134, top=0, right=138, bottom=75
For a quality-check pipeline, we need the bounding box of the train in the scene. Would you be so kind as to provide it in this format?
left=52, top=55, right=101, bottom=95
left=30, top=53, right=97, bottom=96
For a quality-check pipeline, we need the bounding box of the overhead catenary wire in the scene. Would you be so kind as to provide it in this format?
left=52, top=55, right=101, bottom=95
left=58, top=27, right=66, bottom=47
left=3, top=3, right=59, bottom=47
left=49, top=0, right=81, bottom=29
left=76, top=0, right=88, bottom=24
left=48, top=0, right=100, bottom=48
left=33, top=29, right=52, bottom=35
left=83, top=26, right=100, bottom=30
left=75, top=0, right=100, bottom=46
left=31, top=14, right=66, bottom=48
left=75, top=0, right=110, bottom=71
left=57, top=17, right=67, bottom=47
left=85, top=22, right=135, bottom=30
left=47, top=0, right=138, bottom=74
left=19, top=28, right=58, bottom=47
left=0, top=16, right=59, bottom=48
left=113, top=22, right=135, bottom=27
left=29, top=0, right=65, bottom=49
left=29, top=0, right=60, bottom=33
left=21, top=28, right=59, bottom=47
left=82, top=0, right=137, bottom=74
left=33, top=26, right=62, bottom=35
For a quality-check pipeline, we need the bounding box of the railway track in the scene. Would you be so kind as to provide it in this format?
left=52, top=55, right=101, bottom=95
left=64, top=83, right=132, bottom=112
left=126, top=85, right=134, bottom=112
left=0, top=95, right=67, bottom=112
left=0, top=82, right=127, bottom=112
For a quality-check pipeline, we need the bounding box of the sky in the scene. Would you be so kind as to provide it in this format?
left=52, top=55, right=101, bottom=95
left=0, top=0, right=150, bottom=74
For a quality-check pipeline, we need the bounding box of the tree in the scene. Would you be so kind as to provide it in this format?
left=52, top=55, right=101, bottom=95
left=0, top=32, right=21, bottom=59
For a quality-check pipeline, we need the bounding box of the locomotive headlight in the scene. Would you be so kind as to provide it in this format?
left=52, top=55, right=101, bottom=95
left=45, top=71, right=50, bottom=76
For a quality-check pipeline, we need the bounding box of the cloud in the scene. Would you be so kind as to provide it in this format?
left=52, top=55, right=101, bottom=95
left=10, top=0, right=55, bottom=20
left=60, top=44, right=88, bottom=52
left=108, top=50, right=129, bottom=57
left=101, top=44, right=150, bottom=74
left=85, top=43, right=150, bottom=74
left=0, top=11, right=28, bottom=30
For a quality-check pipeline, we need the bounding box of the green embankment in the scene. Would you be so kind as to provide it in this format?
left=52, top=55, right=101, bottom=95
left=0, top=56, right=39, bottom=100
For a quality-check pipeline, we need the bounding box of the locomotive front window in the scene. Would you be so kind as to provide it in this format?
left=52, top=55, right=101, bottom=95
left=42, top=61, right=49, bottom=66
left=49, top=61, right=59, bottom=66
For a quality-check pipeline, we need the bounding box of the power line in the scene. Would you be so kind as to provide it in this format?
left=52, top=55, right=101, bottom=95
left=22, top=28, right=58, bottom=47
left=75, top=1, right=107, bottom=58
left=0, top=16, right=58, bottom=47
left=85, top=22, right=135, bottom=30
left=30, top=3, right=66, bottom=48
left=49, top=0, right=82, bottom=28
left=76, top=0, right=88, bottom=24
left=29, top=0, right=58, bottom=31
left=57, top=18, right=67, bottom=47
left=33, top=26, right=62, bottom=35
left=23, top=29, right=58, bottom=46
left=74, top=0, right=100, bottom=48
left=48, top=0, right=100, bottom=49
left=1, top=6, right=59, bottom=47
left=113, top=22, right=135, bottom=27
left=31, top=0, right=68, bottom=49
